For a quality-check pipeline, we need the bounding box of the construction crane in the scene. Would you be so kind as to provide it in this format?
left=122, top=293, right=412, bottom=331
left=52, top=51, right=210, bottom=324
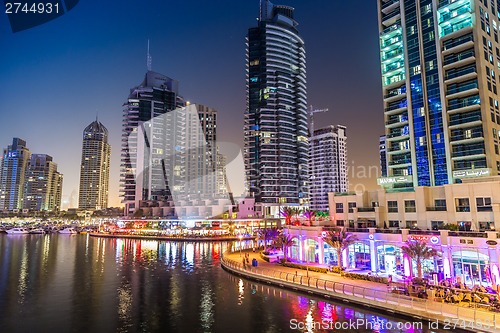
left=309, top=105, right=329, bottom=135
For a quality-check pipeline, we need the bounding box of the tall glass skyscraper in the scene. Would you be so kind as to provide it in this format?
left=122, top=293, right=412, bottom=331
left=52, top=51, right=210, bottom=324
left=78, top=120, right=111, bottom=210
left=377, top=0, right=500, bottom=189
left=121, top=71, right=185, bottom=216
left=0, top=138, right=31, bottom=211
left=245, top=0, right=308, bottom=215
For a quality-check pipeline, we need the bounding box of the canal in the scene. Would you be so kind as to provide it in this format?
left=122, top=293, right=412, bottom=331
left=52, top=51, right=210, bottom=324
left=0, top=234, right=454, bottom=332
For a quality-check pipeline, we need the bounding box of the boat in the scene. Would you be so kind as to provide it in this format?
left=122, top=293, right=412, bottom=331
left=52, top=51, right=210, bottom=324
left=59, top=227, right=77, bottom=234
left=6, top=227, right=30, bottom=234
left=29, top=228, right=45, bottom=234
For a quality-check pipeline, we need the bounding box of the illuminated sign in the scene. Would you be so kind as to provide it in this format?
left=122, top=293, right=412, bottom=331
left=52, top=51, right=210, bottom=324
left=377, top=175, right=413, bottom=185
left=487, top=240, right=498, bottom=246
left=430, top=236, right=439, bottom=245
left=453, top=168, right=491, bottom=178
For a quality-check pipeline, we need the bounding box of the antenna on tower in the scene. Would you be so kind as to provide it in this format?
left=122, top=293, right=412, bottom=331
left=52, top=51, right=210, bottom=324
left=147, top=39, right=152, bottom=71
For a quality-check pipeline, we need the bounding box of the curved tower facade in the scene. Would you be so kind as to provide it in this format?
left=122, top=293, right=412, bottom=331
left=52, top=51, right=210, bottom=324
left=78, top=120, right=111, bottom=210
left=245, top=0, right=308, bottom=215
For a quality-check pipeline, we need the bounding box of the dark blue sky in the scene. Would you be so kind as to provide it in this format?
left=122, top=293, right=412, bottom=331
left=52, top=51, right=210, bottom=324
left=0, top=0, right=383, bottom=208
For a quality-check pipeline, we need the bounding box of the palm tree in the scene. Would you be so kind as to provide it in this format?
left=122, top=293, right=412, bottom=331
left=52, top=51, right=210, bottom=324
left=322, top=228, right=357, bottom=268
left=258, top=228, right=280, bottom=249
left=280, top=207, right=294, bottom=225
left=302, top=209, right=316, bottom=226
left=276, top=233, right=294, bottom=262
left=401, top=240, right=437, bottom=279
left=291, top=207, right=303, bottom=225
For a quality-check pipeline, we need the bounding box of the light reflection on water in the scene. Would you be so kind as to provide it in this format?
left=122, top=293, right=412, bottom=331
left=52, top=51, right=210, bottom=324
left=0, top=234, right=455, bottom=333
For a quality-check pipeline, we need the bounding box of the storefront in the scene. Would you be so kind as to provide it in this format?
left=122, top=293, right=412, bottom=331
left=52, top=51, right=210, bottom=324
left=348, top=242, right=371, bottom=270
left=452, top=250, right=490, bottom=285
left=376, top=244, right=403, bottom=276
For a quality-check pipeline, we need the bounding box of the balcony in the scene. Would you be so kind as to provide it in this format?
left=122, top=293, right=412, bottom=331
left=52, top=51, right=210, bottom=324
left=357, top=207, right=375, bottom=212
left=449, top=231, right=487, bottom=238
left=426, top=206, right=447, bottom=211
left=477, top=206, right=493, bottom=212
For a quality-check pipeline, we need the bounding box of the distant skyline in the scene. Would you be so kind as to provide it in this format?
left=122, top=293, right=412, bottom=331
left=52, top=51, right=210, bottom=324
left=0, top=1, right=384, bottom=208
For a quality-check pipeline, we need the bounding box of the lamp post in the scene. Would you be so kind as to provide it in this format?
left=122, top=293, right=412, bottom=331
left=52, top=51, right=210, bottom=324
left=305, top=244, right=311, bottom=277
left=239, top=235, right=243, bottom=257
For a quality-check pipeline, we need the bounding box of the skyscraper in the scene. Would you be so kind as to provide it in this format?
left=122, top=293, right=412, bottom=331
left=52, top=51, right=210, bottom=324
left=377, top=0, right=500, bottom=189
left=0, top=138, right=31, bottom=211
left=78, top=120, right=111, bottom=210
left=309, top=125, right=348, bottom=211
left=245, top=0, right=308, bottom=216
left=24, top=154, right=63, bottom=212
left=121, top=71, right=185, bottom=216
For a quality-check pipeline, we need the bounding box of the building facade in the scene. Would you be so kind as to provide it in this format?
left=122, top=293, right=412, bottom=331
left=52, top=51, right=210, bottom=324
left=329, top=176, right=500, bottom=231
left=380, top=135, right=388, bottom=177
left=0, top=138, right=31, bottom=211
left=377, top=0, right=500, bottom=189
left=24, top=154, right=63, bottom=211
left=121, top=71, right=185, bottom=216
left=78, top=120, right=111, bottom=210
left=286, top=225, right=500, bottom=286
left=245, top=0, right=309, bottom=215
left=309, top=125, right=348, bottom=211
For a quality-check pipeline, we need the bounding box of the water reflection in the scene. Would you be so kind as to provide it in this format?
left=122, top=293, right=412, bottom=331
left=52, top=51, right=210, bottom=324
left=0, top=235, right=456, bottom=333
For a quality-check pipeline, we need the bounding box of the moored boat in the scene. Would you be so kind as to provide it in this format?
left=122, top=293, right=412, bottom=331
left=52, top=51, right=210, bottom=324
left=29, top=228, right=45, bottom=234
left=6, top=227, right=30, bottom=234
left=59, top=227, right=77, bottom=234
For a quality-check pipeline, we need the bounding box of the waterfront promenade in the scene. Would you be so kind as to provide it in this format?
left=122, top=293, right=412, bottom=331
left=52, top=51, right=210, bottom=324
left=222, top=249, right=500, bottom=333
left=89, top=232, right=255, bottom=242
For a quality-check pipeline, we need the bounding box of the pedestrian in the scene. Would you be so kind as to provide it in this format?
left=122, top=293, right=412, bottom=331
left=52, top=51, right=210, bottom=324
left=252, top=247, right=255, bottom=252
left=242, top=258, right=246, bottom=268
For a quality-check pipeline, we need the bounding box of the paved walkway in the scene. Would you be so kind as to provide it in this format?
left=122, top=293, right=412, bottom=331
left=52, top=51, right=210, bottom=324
left=225, top=249, right=389, bottom=291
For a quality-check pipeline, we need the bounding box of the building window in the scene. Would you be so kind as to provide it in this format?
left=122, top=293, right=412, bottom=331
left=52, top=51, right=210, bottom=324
left=405, top=200, right=416, bottom=213
left=337, top=220, right=345, bottom=227
left=455, top=198, right=470, bottom=212
left=336, top=203, right=344, bottom=213
left=476, top=197, right=492, bottom=211
left=389, top=220, right=399, bottom=228
left=348, top=202, right=356, bottom=213
left=431, top=221, right=444, bottom=230
left=432, top=199, right=447, bottom=211
left=387, top=201, right=398, bottom=213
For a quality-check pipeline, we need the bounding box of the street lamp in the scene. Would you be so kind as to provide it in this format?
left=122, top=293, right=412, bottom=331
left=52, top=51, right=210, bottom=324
left=305, top=244, right=311, bottom=277
left=239, top=234, right=243, bottom=257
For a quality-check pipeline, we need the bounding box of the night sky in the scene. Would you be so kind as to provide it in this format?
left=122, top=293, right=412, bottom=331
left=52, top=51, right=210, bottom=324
left=0, top=0, right=384, bottom=208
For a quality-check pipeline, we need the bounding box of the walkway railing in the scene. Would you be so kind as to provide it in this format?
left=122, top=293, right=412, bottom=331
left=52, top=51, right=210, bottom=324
left=221, top=252, right=500, bottom=331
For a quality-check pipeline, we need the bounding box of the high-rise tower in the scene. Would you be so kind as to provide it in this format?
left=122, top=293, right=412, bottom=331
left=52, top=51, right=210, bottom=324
left=78, top=120, right=111, bottom=210
left=245, top=0, right=308, bottom=216
left=0, top=138, right=31, bottom=211
left=121, top=71, right=185, bottom=216
left=309, top=125, right=348, bottom=211
left=24, top=154, right=63, bottom=211
left=377, top=0, right=500, bottom=189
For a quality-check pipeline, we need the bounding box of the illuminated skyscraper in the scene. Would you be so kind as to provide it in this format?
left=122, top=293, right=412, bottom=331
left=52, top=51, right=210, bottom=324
left=309, top=125, right=348, bottom=211
left=0, top=138, right=31, bottom=211
left=245, top=0, right=308, bottom=216
left=377, top=0, right=500, bottom=189
left=121, top=71, right=185, bottom=216
left=24, top=154, right=63, bottom=211
left=78, top=120, right=111, bottom=210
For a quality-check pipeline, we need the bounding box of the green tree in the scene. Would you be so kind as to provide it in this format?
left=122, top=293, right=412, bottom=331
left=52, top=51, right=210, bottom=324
left=401, top=240, right=437, bottom=278
left=322, top=228, right=357, bottom=268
